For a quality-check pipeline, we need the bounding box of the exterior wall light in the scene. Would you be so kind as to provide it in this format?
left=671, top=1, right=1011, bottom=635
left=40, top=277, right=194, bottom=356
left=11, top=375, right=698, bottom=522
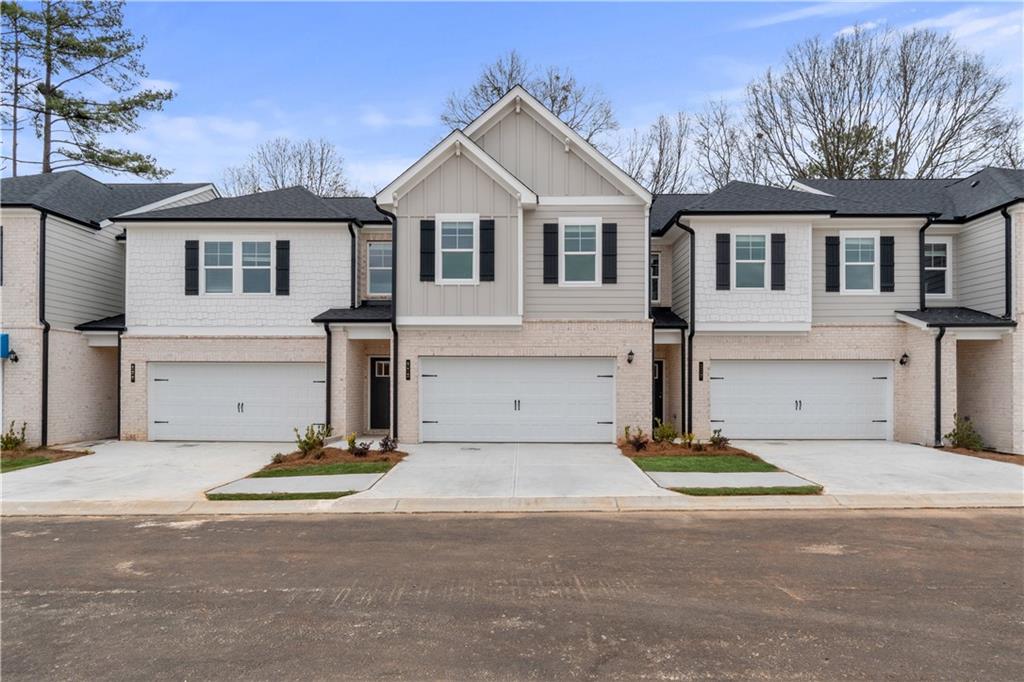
left=899, top=353, right=910, bottom=366
left=627, top=350, right=635, bottom=364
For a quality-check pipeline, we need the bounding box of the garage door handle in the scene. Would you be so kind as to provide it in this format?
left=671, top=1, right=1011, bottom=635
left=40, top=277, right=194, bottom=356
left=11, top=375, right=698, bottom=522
left=596, top=421, right=613, bottom=424
left=153, top=420, right=169, bottom=424
left=422, top=420, right=438, bottom=424
left=597, top=374, right=613, bottom=378
left=421, top=374, right=438, bottom=378
left=153, top=378, right=169, bottom=382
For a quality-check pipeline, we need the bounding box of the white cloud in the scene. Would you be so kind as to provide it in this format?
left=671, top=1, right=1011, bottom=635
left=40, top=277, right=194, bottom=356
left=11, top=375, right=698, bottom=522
left=906, top=7, right=1023, bottom=41
left=359, top=106, right=435, bottom=130
left=346, top=156, right=419, bottom=195
left=741, top=2, right=879, bottom=30
left=836, top=20, right=882, bottom=36
left=139, top=78, right=179, bottom=93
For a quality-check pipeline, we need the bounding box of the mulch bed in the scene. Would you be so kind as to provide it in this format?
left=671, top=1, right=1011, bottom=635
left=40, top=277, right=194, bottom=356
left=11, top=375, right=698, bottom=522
left=259, top=447, right=407, bottom=473
left=938, top=447, right=1023, bottom=466
left=1, top=448, right=91, bottom=464
left=618, top=441, right=764, bottom=461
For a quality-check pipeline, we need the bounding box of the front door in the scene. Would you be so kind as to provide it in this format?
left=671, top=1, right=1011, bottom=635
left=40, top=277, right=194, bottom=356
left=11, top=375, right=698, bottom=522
left=369, top=357, right=391, bottom=430
left=653, top=360, right=665, bottom=428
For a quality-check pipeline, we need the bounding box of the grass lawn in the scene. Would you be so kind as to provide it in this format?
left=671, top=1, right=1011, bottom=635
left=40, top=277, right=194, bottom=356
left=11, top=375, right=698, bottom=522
left=251, top=461, right=392, bottom=477
left=633, top=455, right=779, bottom=473
left=673, top=485, right=823, bottom=496
left=206, top=491, right=355, bottom=501
left=0, top=456, right=51, bottom=473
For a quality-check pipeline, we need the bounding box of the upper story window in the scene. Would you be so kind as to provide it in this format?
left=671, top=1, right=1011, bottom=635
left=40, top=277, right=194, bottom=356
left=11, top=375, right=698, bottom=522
left=242, top=241, right=271, bottom=293
left=368, top=241, right=392, bottom=295
left=560, top=217, right=601, bottom=285
left=734, top=234, right=767, bottom=289
left=650, top=253, right=661, bottom=303
left=204, top=241, right=233, bottom=293
left=437, top=214, right=478, bottom=284
left=924, top=237, right=951, bottom=297
left=840, top=231, right=879, bottom=294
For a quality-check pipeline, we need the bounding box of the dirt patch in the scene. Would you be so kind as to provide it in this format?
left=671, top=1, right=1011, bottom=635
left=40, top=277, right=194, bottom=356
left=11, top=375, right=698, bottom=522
left=1, top=447, right=91, bottom=466
left=938, top=447, right=1023, bottom=466
left=259, top=447, right=407, bottom=473
left=618, top=441, right=764, bottom=461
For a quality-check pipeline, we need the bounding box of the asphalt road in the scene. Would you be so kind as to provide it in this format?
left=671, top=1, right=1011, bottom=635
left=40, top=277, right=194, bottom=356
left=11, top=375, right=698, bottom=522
left=2, top=510, right=1022, bottom=680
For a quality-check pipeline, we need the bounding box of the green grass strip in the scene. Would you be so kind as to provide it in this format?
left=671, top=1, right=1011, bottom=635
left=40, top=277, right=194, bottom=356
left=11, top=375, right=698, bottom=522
left=672, top=485, right=823, bottom=497
left=633, top=455, right=778, bottom=473
left=206, top=491, right=355, bottom=501
left=0, top=456, right=52, bottom=473
left=251, top=461, right=392, bottom=477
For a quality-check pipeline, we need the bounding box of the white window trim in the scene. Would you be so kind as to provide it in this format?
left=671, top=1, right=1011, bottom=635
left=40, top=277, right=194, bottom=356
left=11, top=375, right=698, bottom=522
left=731, top=230, right=769, bottom=291
left=839, top=230, right=880, bottom=295
left=558, top=216, right=602, bottom=287
left=366, top=241, right=393, bottom=296
left=924, top=235, right=953, bottom=299
left=650, top=252, right=661, bottom=303
left=200, top=238, right=275, bottom=297
left=435, top=213, right=479, bottom=285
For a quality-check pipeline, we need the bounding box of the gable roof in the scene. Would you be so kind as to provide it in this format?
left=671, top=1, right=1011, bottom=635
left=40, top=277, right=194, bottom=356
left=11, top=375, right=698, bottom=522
left=120, top=186, right=381, bottom=222
left=0, top=171, right=211, bottom=227
left=374, top=130, right=538, bottom=207
left=463, top=85, right=652, bottom=203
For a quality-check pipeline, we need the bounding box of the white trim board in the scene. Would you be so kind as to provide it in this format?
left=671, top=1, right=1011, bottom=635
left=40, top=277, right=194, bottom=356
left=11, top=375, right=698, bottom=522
left=695, top=322, right=811, bottom=334
left=396, top=316, right=523, bottom=327
left=124, top=326, right=324, bottom=337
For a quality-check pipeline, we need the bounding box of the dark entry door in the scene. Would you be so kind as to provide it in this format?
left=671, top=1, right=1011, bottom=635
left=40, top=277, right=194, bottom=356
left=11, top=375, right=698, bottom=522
left=369, top=357, right=391, bottom=430
left=653, top=360, right=664, bottom=428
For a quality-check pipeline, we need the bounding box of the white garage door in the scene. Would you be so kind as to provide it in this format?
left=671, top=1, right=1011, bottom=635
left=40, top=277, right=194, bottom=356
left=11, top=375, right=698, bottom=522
left=709, top=360, right=892, bottom=439
left=419, top=357, right=615, bottom=443
left=148, top=362, right=326, bottom=441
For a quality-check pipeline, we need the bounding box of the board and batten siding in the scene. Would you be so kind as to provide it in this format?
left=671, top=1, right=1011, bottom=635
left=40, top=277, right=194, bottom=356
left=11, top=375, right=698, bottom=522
left=44, top=215, right=124, bottom=330
left=524, top=205, right=646, bottom=320
left=670, top=237, right=690, bottom=322
left=395, top=153, right=519, bottom=318
left=811, top=226, right=918, bottom=323
left=956, top=212, right=1006, bottom=316
left=470, top=107, right=623, bottom=197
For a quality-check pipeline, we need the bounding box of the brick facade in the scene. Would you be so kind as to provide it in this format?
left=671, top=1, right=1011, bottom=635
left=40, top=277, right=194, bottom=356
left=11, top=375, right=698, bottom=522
left=47, top=329, right=118, bottom=444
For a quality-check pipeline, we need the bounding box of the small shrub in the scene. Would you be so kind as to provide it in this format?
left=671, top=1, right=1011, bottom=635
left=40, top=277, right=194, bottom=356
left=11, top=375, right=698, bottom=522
left=709, top=429, right=730, bottom=450
left=1, top=421, right=27, bottom=451
left=944, top=413, right=984, bottom=451
left=346, top=432, right=358, bottom=451
left=271, top=453, right=285, bottom=465
left=294, top=423, right=332, bottom=456
left=625, top=425, right=649, bottom=452
left=653, top=419, right=678, bottom=443
left=680, top=432, right=695, bottom=449
left=692, top=439, right=705, bottom=452
left=351, top=440, right=372, bottom=457
left=378, top=435, right=397, bottom=453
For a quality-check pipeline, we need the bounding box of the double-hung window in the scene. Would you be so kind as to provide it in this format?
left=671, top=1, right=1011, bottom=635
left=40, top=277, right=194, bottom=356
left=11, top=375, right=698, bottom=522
left=560, top=218, right=600, bottom=285
left=437, top=214, right=477, bottom=284
left=840, top=231, right=879, bottom=293
left=650, top=253, right=661, bottom=303
left=242, top=241, right=271, bottom=293
left=204, top=241, right=233, bottom=293
left=734, top=234, right=767, bottom=289
left=924, top=237, right=951, bottom=297
left=367, top=242, right=392, bottom=295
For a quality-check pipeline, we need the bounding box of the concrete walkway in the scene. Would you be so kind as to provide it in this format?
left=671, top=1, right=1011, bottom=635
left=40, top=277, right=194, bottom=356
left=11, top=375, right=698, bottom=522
left=208, top=473, right=382, bottom=495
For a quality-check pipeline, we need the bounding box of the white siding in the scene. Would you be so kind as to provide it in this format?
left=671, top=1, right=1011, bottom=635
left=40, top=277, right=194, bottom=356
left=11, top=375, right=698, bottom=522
left=957, top=212, right=1006, bottom=316
left=44, top=215, right=124, bottom=330
left=156, top=187, right=219, bottom=209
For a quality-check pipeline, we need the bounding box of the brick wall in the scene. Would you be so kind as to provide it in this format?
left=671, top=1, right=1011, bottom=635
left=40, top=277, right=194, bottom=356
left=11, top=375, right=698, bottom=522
left=47, top=329, right=118, bottom=445
left=957, top=338, right=1015, bottom=452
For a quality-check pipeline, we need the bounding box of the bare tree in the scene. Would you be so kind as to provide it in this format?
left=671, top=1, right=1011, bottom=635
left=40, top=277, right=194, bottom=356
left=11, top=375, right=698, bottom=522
left=693, top=100, right=778, bottom=190
left=442, top=50, right=618, bottom=146
left=620, top=112, right=691, bottom=193
left=746, top=26, right=1019, bottom=179
left=222, top=137, right=353, bottom=197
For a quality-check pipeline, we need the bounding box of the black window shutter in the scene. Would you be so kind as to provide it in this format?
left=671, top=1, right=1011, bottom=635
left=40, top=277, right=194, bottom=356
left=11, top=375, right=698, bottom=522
left=479, top=219, right=495, bottom=282
left=771, top=233, right=786, bottom=291
left=275, top=240, right=290, bottom=295
left=184, top=240, right=199, bottom=296
left=715, top=233, right=730, bottom=290
left=880, top=236, right=895, bottom=292
left=602, top=223, right=617, bottom=284
left=825, top=236, right=840, bottom=292
left=420, top=220, right=435, bottom=282
left=543, top=223, right=558, bottom=284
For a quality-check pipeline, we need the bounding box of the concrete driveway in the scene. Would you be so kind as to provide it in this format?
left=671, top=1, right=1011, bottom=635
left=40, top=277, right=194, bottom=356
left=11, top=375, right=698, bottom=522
left=739, top=440, right=1024, bottom=495
left=363, top=442, right=672, bottom=498
left=1, top=440, right=283, bottom=502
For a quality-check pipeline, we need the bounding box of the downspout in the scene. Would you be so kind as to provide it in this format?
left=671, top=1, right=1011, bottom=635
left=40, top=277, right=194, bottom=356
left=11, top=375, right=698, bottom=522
left=1001, top=207, right=1013, bottom=319
left=672, top=213, right=696, bottom=433
left=374, top=200, right=399, bottom=440
left=918, top=217, right=934, bottom=311
left=933, top=325, right=946, bottom=446
left=38, top=210, right=50, bottom=447
left=116, top=330, right=123, bottom=439
left=323, top=323, right=332, bottom=428
left=348, top=223, right=358, bottom=309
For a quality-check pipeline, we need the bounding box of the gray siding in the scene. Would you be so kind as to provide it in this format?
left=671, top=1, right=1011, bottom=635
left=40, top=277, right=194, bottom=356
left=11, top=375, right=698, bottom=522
left=45, top=215, right=124, bottom=329
left=396, top=153, right=519, bottom=318
left=157, top=187, right=218, bottom=210
left=670, top=236, right=690, bottom=322
left=524, top=205, right=646, bottom=320
left=957, top=212, right=1005, bottom=316
left=471, top=108, right=623, bottom=197
left=812, top=228, right=918, bottom=323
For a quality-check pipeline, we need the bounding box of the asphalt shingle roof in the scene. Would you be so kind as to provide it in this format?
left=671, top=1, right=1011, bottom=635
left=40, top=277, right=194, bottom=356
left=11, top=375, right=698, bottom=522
left=322, top=197, right=391, bottom=224
left=651, top=306, right=688, bottom=328
left=312, top=301, right=393, bottom=324
left=73, top=313, right=126, bottom=332
left=895, top=307, right=1015, bottom=328
left=1, top=171, right=209, bottom=226
left=123, top=187, right=391, bottom=223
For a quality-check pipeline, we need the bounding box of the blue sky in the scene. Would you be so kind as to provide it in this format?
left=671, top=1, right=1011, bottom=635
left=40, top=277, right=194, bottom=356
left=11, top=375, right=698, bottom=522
left=5, top=1, right=1023, bottom=193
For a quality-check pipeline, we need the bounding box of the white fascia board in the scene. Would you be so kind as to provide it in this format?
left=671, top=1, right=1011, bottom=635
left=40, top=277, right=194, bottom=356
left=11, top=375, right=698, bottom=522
left=952, top=328, right=1012, bottom=340
left=82, top=331, right=120, bottom=347
left=894, top=313, right=930, bottom=330
left=396, top=315, right=523, bottom=327
left=124, top=326, right=324, bottom=337
left=789, top=181, right=833, bottom=196
left=654, top=329, right=683, bottom=345
left=374, top=130, right=536, bottom=207
left=696, top=322, right=811, bottom=334
left=336, top=324, right=392, bottom=340
left=463, top=86, right=652, bottom=205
